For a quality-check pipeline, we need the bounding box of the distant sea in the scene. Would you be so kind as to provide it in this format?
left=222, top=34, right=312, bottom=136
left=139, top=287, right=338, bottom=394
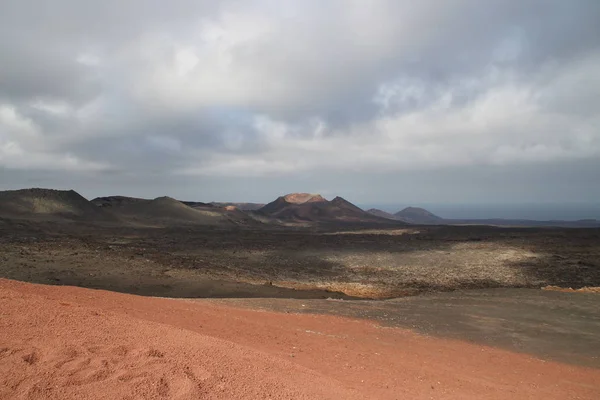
left=360, top=203, right=600, bottom=221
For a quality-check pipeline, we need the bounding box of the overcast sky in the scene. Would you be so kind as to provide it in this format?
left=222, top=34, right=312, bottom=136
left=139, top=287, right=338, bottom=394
left=1, top=0, right=599, bottom=205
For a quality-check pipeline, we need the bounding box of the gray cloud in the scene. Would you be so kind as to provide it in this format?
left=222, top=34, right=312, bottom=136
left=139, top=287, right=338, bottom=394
left=1, top=0, right=599, bottom=205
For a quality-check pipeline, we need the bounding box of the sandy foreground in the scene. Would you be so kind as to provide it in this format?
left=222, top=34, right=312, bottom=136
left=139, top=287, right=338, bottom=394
left=1, top=279, right=599, bottom=399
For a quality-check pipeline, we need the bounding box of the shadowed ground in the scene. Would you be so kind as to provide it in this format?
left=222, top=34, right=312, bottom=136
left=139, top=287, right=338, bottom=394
left=1, top=220, right=599, bottom=298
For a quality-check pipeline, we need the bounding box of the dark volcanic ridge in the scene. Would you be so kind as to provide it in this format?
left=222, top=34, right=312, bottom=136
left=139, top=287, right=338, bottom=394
left=91, top=195, right=254, bottom=227
left=93, top=195, right=213, bottom=211
left=91, top=195, right=148, bottom=208
left=180, top=200, right=214, bottom=209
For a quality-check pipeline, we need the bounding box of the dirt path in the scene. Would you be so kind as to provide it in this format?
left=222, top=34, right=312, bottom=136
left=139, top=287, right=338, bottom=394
left=1, top=279, right=599, bottom=399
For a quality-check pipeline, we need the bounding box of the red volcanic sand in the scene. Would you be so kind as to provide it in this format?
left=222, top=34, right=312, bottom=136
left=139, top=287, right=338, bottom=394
left=1, top=279, right=599, bottom=400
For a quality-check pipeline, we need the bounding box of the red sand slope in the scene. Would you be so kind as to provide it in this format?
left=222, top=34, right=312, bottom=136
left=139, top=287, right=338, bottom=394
left=1, top=278, right=599, bottom=399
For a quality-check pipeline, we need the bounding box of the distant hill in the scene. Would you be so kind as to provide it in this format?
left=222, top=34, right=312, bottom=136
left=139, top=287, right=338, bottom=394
left=258, top=193, right=398, bottom=224
left=441, top=218, right=600, bottom=228
left=394, top=207, right=443, bottom=224
left=389, top=205, right=600, bottom=227
left=0, top=188, right=113, bottom=221
left=367, top=208, right=397, bottom=220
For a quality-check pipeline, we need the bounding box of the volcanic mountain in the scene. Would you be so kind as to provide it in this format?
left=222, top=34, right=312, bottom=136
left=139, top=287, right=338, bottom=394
left=259, top=193, right=326, bottom=215
left=0, top=188, right=113, bottom=221
left=258, top=193, right=398, bottom=224
left=394, top=207, right=443, bottom=224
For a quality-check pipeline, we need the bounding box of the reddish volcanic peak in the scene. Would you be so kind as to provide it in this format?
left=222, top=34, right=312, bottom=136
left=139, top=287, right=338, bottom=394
left=282, top=193, right=327, bottom=204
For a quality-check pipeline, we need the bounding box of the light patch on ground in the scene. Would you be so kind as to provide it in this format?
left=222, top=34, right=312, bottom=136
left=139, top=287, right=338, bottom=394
left=21, top=198, right=78, bottom=215
left=173, top=243, right=548, bottom=297
left=193, top=209, right=227, bottom=218
left=543, top=286, right=600, bottom=294
left=318, top=242, right=544, bottom=291
left=322, top=229, right=420, bottom=236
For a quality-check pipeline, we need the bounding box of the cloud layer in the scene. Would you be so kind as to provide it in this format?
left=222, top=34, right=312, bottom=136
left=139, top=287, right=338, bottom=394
left=1, top=0, right=599, bottom=203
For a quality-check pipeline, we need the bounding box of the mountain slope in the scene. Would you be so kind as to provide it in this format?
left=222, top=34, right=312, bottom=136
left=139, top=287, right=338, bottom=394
left=367, top=208, right=398, bottom=220
left=94, top=196, right=259, bottom=227
left=98, top=196, right=233, bottom=226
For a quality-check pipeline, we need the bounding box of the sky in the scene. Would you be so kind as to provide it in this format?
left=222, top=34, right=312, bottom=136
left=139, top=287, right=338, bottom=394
left=1, top=0, right=600, bottom=207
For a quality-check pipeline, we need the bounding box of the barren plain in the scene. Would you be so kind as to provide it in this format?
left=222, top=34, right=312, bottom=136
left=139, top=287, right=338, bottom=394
left=1, top=190, right=600, bottom=399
